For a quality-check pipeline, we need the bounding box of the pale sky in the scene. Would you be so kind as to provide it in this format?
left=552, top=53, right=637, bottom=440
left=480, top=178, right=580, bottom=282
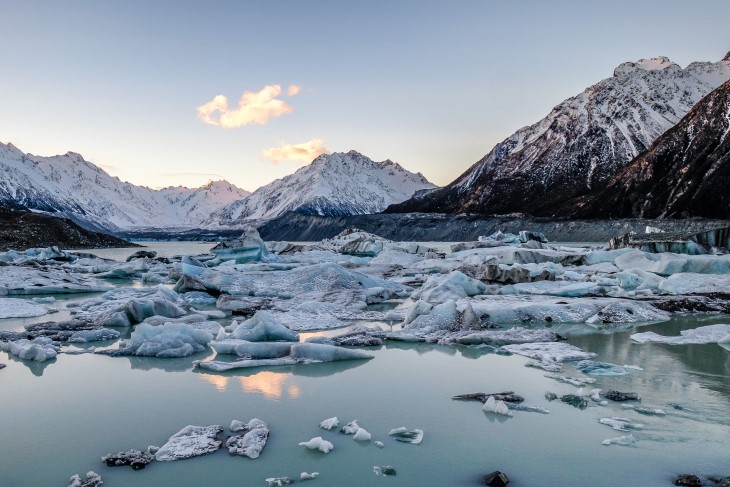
left=1, top=0, right=728, bottom=192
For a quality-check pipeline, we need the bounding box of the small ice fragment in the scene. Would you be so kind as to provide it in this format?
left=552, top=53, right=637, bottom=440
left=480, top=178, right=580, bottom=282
left=341, top=420, right=360, bottom=435
left=353, top=428, right=371, bottom=441
left=266, top=477, right=294, bottom=486
left=300, top=472, right=319, bottom=481
left=601, top=434, right=636, bottom=446
left=598, top=418, right=644, bottom=431
left=374, top=441, right=385, bottom=448
left=68, top=471, right=102, bottom=487
left=373, top=466, right=397, bottom=476
left=319, top=417, right=339, bottom=431
left=388, top=427, right=424, bottom=444
left=299, top=437, right=334, bottom=453
left=482, top=396, right=513, bottom=417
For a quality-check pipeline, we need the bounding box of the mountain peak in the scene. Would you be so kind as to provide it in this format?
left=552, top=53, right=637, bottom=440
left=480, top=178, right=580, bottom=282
left=723, top=51, right=730, bottom=62
left=613, top=56, right=678, bottom=77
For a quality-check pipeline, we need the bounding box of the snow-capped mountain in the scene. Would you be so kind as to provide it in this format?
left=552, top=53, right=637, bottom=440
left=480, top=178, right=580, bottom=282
left=205, top=150, right=435, bottom=226
left=559, top=79, right=730, bottom=218
left=0, top=142, right=250, bottom=231
left=387, top=54, right=730, bottom=216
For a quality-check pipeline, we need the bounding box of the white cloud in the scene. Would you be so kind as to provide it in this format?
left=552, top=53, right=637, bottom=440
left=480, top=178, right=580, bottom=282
left=260, top=138, right=330, bottom=164
left=287, top=84, right=301, bottom=96
left=197, top=84, right=297, bottom=128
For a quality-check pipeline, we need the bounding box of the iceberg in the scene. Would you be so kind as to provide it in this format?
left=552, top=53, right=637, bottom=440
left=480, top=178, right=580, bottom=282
left=74, top=286, right=187, bottom=327
left=631, top=324, right=730, bottom=345
left=109, top=322, right=213, bottom=358
left=209, top=226, right=270, bottom=265
left=412, top=271, right=487, bottom=303
left=0, top=337, right=58, bottom=362
left=226, top=418, right=269, bottom=458
left=319, top=417, right=339, bottom=431
left=228, top=311, right=299, bottom=342
left=601, top=434, right=636, bottom=446
left=340, top=420, right=361, bottom=435
left=68, top=471, right=103, bottom=487
left=155, top=425, right=223, bottom=461
left=211, top=340, right=292, bottom=359
left=353, top=428, right=372, bottom=441
left=482, top=396, right=513, bottom=417
left=0, top=266, right=111, bottom=295
left=101, top=449, right=155, bottom=470
left=298, top=436, right=333, bottom=453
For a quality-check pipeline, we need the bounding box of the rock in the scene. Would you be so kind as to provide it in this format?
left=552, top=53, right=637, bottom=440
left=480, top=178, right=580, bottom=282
left=560, top=394, right=588, bottom=409
left=673, top=475, right=702, bottom=486
left=126, top=250, right=157, bottom=262
left=0, top=363, right=5, bottom=370
left=68, top=471, right=103, bottom=487
left=452, top=391, right=524, bottom=403
left=714, top=477, right=730, bottom=487
left=602, top=390, right=641, bottom=402
left=155, top=425, right=223, bottom=461
left=101, top=449, right=155, bottom=470
left=484, top=470, right=510, bottom=486
left=226, top=418, right=269, bottom=459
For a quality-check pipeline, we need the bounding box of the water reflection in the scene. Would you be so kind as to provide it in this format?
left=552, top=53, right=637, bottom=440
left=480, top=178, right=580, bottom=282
left=6, top=354, right=55, bottom=377
left=198, top=371, right=302, bottom=398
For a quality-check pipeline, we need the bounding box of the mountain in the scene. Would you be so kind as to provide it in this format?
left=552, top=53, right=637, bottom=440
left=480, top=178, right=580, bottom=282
left=554, top=79, right=730, bottom=218
left=387, top=54, right=730, bottom=216
left=0, top=142, right=250, bottom=231
left=0, top=207, right=139, bottom=251
left=204, top=150, right=436, bottom=226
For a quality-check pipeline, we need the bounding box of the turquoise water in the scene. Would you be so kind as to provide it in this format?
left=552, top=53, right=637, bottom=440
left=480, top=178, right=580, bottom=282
left=1, top=243, right=729, bottom=486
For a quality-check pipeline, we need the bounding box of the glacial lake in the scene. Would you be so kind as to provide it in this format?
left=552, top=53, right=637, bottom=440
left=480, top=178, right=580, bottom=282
left=1, top=242, right=729, bottom=486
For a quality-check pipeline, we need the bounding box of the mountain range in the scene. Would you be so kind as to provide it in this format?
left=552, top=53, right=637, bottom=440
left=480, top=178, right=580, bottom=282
left=0, top=143, right=434, bottom=231
left=387, top=54, right=730, bottom=217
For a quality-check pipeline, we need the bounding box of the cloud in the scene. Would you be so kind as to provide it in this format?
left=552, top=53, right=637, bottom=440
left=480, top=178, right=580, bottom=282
left=260, top=138, right=330, bottom=164
left=197, top=84, right=298, bottom=128
left=287, top=84, right=301, bottom=96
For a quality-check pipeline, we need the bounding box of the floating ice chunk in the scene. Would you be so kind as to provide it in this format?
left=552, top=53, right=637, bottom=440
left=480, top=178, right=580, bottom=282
left=101, top=449, right=155, bottom=470
left=585, top=301, right=669, bottom=324
left=500, top=342, right=596, bottom=362
left=194, top=357, right=298, bottom=372
left=631, top=324, right=730, bottom=345
left=76, top=286, right=186, bottom=327
left=598, top=417, right=644, bottom=431
left=590, top=389, right=607, bottom=405
left=209, top=226, right=269, bottom=265
left=374, top=441, right=384, bottom=448
left=560, top=394, right=588, bottom=409
left=319, top=417, right=339, bottom=431
left=112, top=323, right=212, bottom=358
left=340, top=237, right=384, bottom=257
left=621, top=404, right=667, bottom=416
left=289, top=343, right=373, bottom=363
left=226, top=418, right=269, bottom=458
left=229, top=311, right=299, bottom=342
left=300, top=472, right=319, bottom=481
left=340, top=420, right=360, bottom=435
left=507, top=403, right=549, bottom=414
left=602, top=390, right=641, bottom=402
left=266, top=477, right=293, bottom=486
left=68, top=471, right=103, bottom=487
left=373, top=466, right=397, bottom=476
left=574, top=360, right=639, bottom=376
left=68, top=328, right=120, bottom=343
left=191, top=307, right=226, bottom=319
left=482, top=396, right=513, bottom=417
left=615, top=250, right=730, bottom=276
left=388, top=427, right=424, bottom=444
left=0, top=337, right=58, bottom=362
left=601, top=434, right=636, bottom=446
left=412, top=271, right=487, bottom=303
left=143, top=314, right=221, bottom=334
left=0, top=266, right=111, bottom=296
left=211, top=340, right=292, bottom=359
left=544, top=374, right=597, bottom=386
left=452, top=391, right=524, bottom=403
left=455, top=328, right=560, bottom=346
left=525, top=360, right=563, bottom=373
left=155, top=425, right=223, bottom=461
left=353, top=428, right=372, bottom=441
left=298, top=437, right=334, bottom=453
left=181, top=291, right=217, bottom=308
left=0, top=298, right=49, bottom=318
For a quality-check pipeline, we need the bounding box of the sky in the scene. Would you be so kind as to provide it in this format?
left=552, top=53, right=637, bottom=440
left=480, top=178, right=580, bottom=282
left=1, top=0, right=729, bottom=192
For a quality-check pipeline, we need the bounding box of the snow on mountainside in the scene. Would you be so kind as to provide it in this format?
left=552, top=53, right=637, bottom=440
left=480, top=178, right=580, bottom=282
left=387, top=55, right=730, bottom=216
left=205, top=150, right=435, bottom=227
left=0, top=142, right=250, bottom=231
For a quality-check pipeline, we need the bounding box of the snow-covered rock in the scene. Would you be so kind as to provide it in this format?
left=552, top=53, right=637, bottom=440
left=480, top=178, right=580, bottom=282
left=155, top=425, right=223, bottom=461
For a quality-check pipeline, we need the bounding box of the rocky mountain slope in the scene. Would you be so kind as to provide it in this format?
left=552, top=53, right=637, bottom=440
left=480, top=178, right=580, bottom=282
left=556, top=79, right=730, bottom=218
left=205, top=150, right=435, bottom=227
left=0, top=142, right=250, bottom=231
left=387, top=54, right=730, bottom=216
left=0, top=207, right=139, bottom=251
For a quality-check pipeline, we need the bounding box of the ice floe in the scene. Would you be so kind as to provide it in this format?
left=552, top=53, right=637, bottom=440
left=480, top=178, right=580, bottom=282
left=106, top=322, right=213, bottom=358
left=226, top=418, right=269, bottom=458
left=0, top=337, right=58, bottom=362
left=155, top=425, right=223, bottom=461
left=631, top=324, right=730, bottom=345
left=601, top=434, right=636, bottom=446
left=0, top=298, right=49, bottom=318
left=499, top=342, right=596, bottom=362
left=598, top=417, right=644, bottom=431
